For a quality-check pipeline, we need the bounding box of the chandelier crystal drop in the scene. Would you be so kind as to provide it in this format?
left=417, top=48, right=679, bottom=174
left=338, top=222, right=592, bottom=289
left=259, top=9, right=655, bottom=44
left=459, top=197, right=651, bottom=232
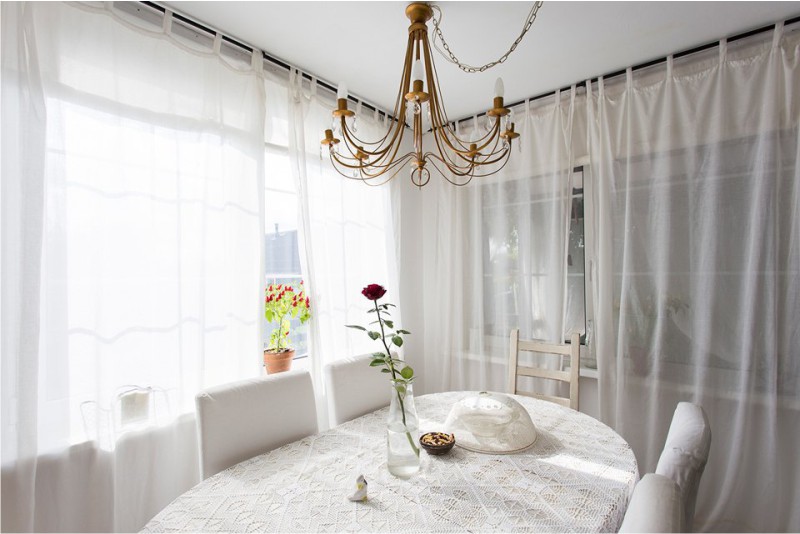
left=320, top=2, right=521, bottom=187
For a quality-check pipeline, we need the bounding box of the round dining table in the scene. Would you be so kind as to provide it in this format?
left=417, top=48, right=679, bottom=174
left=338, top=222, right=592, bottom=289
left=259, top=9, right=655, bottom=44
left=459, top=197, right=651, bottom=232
left=143, top=391, right=638, bottom=533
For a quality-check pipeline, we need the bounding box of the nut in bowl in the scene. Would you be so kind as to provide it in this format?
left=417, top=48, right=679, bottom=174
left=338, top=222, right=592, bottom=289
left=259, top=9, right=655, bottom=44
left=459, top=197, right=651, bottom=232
left=419, top=432, right=456, bottom=456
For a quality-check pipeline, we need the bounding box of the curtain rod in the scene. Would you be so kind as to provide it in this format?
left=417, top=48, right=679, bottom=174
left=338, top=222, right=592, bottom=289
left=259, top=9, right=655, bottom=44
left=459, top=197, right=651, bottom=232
left=139, top=1, right=394, bottom=120
left=141, top=2, right=797, bottom=128
left=460, top=13, right=800, bottom=125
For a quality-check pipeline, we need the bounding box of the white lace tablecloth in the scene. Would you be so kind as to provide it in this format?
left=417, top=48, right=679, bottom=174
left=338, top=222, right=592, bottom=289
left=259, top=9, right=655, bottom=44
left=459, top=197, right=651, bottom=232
left=143, top=392, right=638, bottom=533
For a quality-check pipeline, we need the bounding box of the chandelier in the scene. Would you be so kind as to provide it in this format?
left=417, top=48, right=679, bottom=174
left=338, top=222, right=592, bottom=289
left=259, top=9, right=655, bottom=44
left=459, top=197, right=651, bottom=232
left=321, top=3, right=535, bottom=187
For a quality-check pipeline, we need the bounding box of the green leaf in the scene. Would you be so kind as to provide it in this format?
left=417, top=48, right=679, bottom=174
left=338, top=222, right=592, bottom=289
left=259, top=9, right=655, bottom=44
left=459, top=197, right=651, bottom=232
left=368, top=331, right=381, bottom=340
left=383, top=303, right=396, bottom=308
left=383, top=320, right=394, bottom=328
left=400, top=366, right=414, bottom=379
left=345, top=325, right=366, bottom=331
left=373, top=352, right=386, bottom=359
left=395, top=385, right=406, bottom=396
left=369, top=359, right=384, bottom=367
left=266, top=310, right=274, bottom=323
left=396, top=329, right=411, bottom=335
left=381, top=368, right=391, bottom=373
left=392, top=336, right=403, bottom=347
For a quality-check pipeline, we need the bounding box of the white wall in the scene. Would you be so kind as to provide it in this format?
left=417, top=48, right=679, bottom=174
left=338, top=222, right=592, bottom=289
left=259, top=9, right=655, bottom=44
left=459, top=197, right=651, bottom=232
left=393, top=176, right=428, bottom=394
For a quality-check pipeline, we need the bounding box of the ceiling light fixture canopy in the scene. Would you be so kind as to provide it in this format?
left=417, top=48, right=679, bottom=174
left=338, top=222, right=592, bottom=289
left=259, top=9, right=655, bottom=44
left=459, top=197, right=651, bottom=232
left=321, top=2, right=532, bottom=187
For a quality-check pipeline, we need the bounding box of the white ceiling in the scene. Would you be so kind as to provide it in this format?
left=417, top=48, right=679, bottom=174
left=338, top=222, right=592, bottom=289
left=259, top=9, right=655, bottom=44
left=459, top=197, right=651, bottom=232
left=163, top=1, right=799, bottom=119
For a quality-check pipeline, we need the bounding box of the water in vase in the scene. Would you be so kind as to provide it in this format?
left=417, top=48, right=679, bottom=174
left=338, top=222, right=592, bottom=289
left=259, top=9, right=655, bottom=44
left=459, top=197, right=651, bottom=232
left=387, top=420, right=420, bottom=477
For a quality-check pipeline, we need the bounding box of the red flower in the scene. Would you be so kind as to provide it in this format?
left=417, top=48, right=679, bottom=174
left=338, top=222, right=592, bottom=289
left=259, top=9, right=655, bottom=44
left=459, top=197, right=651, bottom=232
left=305, top=297, right=310, bottom=307
left=362, top=284, right=387, bottom=301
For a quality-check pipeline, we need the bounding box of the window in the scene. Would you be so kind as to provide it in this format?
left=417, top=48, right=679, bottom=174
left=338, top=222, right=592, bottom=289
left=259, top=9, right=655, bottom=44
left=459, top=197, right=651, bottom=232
left=263, top=144, right=308, bottom=361
left=566, top=167, right=587, bottom=343
left=482, top=167, right=588, bottom=350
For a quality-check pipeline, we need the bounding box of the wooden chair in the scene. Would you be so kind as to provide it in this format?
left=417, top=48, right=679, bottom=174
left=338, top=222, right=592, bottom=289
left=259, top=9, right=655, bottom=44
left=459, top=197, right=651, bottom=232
left=507, top=329, right=581, bottom=410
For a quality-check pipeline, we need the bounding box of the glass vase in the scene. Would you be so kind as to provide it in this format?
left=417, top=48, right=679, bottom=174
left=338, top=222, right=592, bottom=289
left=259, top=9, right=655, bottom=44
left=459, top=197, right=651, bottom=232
left=386, top=382, right=420, bottom=477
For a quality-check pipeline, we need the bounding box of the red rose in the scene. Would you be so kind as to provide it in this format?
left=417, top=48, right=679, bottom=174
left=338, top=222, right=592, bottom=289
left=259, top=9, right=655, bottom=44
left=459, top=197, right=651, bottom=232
left=362, top=284, right=387, bottom=301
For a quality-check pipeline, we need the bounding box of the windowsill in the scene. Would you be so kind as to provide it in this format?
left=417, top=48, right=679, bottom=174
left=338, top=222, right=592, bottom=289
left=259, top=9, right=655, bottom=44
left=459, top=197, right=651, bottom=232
left=579, top=366, right=599, bottom=380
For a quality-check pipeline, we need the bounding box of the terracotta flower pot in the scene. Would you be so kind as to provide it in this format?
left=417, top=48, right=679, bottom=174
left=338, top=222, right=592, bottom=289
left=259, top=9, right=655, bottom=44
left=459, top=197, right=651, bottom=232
left=263, top=349, right=295, bottom=374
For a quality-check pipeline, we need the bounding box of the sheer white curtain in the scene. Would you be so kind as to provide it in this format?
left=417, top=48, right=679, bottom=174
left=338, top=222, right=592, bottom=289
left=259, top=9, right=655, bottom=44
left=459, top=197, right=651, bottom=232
left=275, top=72, right=401, bottom=428
left=588, top=24, right=800, bottom=531
left=1, top=3, right=265, bottom=531
left=422, top=91, right=580, bottom=393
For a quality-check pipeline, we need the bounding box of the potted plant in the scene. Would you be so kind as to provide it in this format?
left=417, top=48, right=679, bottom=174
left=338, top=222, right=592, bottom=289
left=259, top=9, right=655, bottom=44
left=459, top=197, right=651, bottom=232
left=264, top=282, right=311, bottom=374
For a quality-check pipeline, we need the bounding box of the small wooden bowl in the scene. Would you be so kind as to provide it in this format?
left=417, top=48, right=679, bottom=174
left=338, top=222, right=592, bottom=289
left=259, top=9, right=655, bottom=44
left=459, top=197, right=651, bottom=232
left=419, top=432, right=455, bottom=455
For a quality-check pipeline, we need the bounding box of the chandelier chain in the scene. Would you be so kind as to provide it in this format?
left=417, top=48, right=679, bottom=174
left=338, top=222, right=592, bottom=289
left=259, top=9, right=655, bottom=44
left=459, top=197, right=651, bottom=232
left=430, top=2, right=543, bottom=73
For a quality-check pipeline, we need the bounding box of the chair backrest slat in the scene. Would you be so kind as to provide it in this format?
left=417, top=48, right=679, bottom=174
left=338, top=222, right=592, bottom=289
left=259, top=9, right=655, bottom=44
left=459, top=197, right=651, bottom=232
left=515, top=366, right=571, bottom=382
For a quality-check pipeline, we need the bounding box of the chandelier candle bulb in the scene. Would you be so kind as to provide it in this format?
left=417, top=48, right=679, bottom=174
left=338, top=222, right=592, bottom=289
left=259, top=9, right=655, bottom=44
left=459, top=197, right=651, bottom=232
left=412, top=59, right=424, bottom=83
left=337, top=83, right=348, bottom=100
left=494, top=77, right=505, bottom=98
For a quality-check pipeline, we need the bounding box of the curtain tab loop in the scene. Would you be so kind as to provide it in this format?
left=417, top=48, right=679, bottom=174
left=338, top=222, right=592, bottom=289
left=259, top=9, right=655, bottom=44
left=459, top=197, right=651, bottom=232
left=289, top=68, right=300, bottom=98
left=213, top=33, right=222, bottom=55
left=524, top=99, right=530, bottom=116
left=309, top=76, right=317, bottom=97
left=356, top=100, right=363, bottom=115
left=598, top=76, right=605, bottom=97
left=719, top=39, right=727, bottom=63
left=162, top=9, right=173, bottom=34
left=773, top=21, right=784, bottom=48
left=251, top=49, right=263, bottom=74
left=666, top=55, right=673, bottom=78
left=472, top=115, right=479, bottom=132
left=625, top=67, right=633, bottom=89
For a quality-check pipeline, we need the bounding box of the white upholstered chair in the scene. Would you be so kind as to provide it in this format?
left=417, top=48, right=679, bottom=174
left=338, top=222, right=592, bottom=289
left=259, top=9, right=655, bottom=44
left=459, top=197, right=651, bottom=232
left=324, top=353, right=391, bottom=427
left=195, top=369, right=318, bottom=479
left=619, top=473, right=684, bottom=533
left=508, top=329, right=581, bottom=410
left=656, top=402, right=712, bottom=531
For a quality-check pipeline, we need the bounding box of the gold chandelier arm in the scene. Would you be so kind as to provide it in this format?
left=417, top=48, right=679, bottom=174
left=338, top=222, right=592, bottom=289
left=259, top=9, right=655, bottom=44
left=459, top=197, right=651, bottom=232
left=345, top=161, right=412, bottom=187
left=339, top=115, right=404, bottom=160
left=425, top=155, right=476, bottom=185
left=336, top=28, right=417, bottom=164
left=426, top=153, right=474, bottom=177
left=330, top=145, right=415, bottom=178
